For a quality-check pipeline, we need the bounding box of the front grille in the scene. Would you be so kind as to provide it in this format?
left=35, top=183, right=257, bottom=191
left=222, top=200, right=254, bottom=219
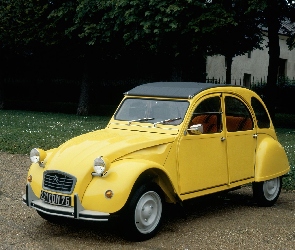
left=43, top=171, right=76, bottom=194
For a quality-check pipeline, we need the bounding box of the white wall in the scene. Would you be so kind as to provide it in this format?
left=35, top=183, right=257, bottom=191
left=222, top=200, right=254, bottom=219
left=206, top=35, right=295, bottom=85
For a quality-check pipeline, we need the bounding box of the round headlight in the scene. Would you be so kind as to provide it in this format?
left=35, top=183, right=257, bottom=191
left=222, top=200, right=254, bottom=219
left=30, top=148, right=47, bottom=164
left=94, top=165, right=105, bottom=176
left=93, top=156, right=110, bottom=176
left=30, top=148, right=40, bottom=163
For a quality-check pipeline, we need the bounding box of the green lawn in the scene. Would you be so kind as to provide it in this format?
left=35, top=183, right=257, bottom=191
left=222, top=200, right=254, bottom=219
left=0, top=110, right=109, bottom=154
left=276, top=128, right=295, bottom=190
left=1, top=110, right=294, bottom=189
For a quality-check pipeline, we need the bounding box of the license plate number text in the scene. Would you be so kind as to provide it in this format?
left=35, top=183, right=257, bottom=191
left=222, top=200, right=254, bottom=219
left=40, top=190, right=71, bottom=207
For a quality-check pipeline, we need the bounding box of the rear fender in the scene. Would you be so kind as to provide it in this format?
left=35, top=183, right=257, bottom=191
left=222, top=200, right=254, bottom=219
left=255, top=136, right=290, bottom=182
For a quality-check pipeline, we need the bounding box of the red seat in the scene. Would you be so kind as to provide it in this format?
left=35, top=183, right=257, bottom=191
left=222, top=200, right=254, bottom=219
left=226, top=116, right=253, bottom=132
left=191, top=114, right=218, bottom=133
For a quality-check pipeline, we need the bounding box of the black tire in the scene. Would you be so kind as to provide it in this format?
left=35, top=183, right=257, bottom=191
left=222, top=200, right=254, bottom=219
left=252, top=177, right=282, bottom=207
left=121, top=183, right=164, bottom=241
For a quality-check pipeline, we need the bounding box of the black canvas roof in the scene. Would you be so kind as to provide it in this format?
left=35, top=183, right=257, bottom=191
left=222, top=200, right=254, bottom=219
left=125, top=82, right=226, bottom=99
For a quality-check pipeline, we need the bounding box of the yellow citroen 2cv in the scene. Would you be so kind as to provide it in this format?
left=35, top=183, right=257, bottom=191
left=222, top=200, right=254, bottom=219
left=23, top=82, right=290, bottom=241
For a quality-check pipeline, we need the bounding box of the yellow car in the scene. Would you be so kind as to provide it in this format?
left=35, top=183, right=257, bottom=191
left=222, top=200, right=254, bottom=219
left=23, top=82, right=290, bottom=241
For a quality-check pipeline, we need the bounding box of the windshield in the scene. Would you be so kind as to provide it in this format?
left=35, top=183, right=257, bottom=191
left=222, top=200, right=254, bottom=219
left=115, top=98, right=189, bottom=125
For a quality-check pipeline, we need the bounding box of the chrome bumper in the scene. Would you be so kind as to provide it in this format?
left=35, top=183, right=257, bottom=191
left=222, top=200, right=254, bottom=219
left=23, top=183, right=110, bottom=221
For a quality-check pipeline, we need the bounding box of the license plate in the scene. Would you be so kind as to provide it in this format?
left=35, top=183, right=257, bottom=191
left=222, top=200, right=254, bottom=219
left=40, top=190, right=71, bottom=207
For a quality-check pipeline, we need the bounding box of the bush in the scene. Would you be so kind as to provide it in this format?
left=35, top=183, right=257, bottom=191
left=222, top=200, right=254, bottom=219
left=251, top=78, right=295, bottom=114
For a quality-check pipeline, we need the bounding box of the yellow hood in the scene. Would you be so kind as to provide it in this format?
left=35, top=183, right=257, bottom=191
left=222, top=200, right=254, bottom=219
left=44, top=128, right=175, bottom=176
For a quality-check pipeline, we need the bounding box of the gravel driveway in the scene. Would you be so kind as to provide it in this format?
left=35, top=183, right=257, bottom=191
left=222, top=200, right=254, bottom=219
left=0, top=152, right=295, bottom=250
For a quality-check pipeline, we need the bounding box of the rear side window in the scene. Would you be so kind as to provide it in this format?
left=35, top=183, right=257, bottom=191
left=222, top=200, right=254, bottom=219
left=225, top=96, right=253, bottom=132
left=251, top=97, right=270, bottom=128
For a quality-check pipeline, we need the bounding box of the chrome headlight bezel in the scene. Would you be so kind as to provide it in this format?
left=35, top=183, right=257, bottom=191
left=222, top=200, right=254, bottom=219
left=93, top=156, right=110, bottom=176
left=30, top=148, right=40, bottom=163
left=30, top=148, right=47, bottom=166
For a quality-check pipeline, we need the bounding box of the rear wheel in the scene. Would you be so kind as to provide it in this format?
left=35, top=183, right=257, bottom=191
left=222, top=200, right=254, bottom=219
left=252, top=177, right=282, bottom=207
left=122, top=183, right=163, bottom=241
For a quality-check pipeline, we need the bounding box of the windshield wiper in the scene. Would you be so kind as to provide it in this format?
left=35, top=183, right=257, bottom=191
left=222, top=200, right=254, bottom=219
left=153, top=117, right=181, bottom=127
left=128, top=117, right=154, bottom=125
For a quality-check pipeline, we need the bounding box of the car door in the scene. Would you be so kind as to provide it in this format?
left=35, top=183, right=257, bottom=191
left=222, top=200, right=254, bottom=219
left=178, top=94, right=229, bottom=195
left=223, top=95, right=257, bottom=183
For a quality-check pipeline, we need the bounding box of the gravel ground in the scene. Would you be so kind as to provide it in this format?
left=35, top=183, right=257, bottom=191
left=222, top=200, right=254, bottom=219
left=0, top=151, right=295, bottom=250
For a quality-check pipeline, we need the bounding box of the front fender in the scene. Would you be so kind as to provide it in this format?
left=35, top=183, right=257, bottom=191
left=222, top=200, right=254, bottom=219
left=255, top=136, right=290, bottom=182
left=81, top=159, right=173, bottom=213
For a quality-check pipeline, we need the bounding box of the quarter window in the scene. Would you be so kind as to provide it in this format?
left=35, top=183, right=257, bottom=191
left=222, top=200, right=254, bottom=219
left=251, top=97, right=270, bottom=128
left=225, top=96, right=253, bottom=132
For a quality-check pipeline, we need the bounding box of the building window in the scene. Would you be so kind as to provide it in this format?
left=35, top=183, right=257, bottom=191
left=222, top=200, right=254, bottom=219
left=244, top=73, right=251, bottom=88
left=278, top=58, right=287, bottom=77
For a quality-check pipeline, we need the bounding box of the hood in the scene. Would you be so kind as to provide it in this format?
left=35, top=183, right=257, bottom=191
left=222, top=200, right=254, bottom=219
left=44, top=128, right=175, bottom=175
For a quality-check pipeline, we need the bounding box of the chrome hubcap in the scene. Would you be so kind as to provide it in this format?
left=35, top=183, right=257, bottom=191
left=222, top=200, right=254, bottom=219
left=134, top=191, right=162, bottom=234
left=263, top=178, right=280, bottom=201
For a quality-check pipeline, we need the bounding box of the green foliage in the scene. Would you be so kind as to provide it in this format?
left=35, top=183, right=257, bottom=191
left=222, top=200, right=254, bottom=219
left=202, top=0, right=263, bottom=58
left=248, top=0, right=295, bottom=50
left=44, top=0, right=264, bottom=58
left=0, top=0, right=54, bottom=49
left=275, top=114, right=295, bottom=129
left=1, top=0, right=294, bottom=56
left=0, top=110, right=109, bottom=154
left=48, top=0, right=207, bottom=56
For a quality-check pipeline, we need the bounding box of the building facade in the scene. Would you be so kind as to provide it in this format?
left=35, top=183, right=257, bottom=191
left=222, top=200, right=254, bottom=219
left=206, top=31, right=295, bottom=88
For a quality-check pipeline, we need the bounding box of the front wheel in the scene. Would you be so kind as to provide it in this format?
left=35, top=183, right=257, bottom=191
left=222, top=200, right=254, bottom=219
left=122, top=183, right=163, bottom=241
left=252, top=177, right=282, bottom=207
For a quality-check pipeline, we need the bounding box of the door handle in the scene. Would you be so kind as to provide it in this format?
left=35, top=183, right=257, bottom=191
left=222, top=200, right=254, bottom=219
left=253, top=134, right=258, bottom=138
left=221, top=137, right=226, bottom=141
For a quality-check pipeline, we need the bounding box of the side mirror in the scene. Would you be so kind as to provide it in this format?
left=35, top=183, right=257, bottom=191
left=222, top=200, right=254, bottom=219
left=187, top=124, right=203, bottom=135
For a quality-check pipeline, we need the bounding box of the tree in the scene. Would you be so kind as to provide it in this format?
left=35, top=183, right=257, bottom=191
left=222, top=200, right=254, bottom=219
left=44, top=1, right=145, bottom=115
left=249, top=0, right=295, bottom=119
left=43, top=0, right=210, bottom=115
left=71, top=0, right=260, bottom=82
left=198, top=0, right=264, bottom=84
left=57, top=0, right=208, bottom=81
left=0, top=0, right=97, bottom=115
left=2, top=0, right=293, bottom=117
left=0, top=0, right=51, bottom=109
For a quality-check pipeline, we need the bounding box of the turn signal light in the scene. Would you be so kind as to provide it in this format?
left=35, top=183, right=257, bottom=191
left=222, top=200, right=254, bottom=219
left=105, top=190, right=113, bottom=199
left=27, top=175, right=32, bottom=182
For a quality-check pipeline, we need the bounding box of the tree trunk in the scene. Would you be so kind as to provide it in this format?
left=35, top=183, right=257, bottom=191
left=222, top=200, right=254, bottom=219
left=76, top=62, right=91, bottom=116
left=265, top=2, right=280, bottom=121
left=0, top=51, right=4, bottom=109
left=225, top=55, right=233, bottom=84
left=0, top=81, right=4, bottom=110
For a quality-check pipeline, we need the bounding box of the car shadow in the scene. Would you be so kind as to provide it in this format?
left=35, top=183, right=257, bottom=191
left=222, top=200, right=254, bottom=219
left=164, top=186, right=255, bottom=220
left=35, top=186, right=256, bottom=242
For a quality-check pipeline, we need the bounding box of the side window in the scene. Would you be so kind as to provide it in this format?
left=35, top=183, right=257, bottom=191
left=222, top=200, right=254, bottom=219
left=225, top=96, right=253, bottom=132
left=190, top=96, right=222, bottom=134
left=251, top=97, right=270, bottom=128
